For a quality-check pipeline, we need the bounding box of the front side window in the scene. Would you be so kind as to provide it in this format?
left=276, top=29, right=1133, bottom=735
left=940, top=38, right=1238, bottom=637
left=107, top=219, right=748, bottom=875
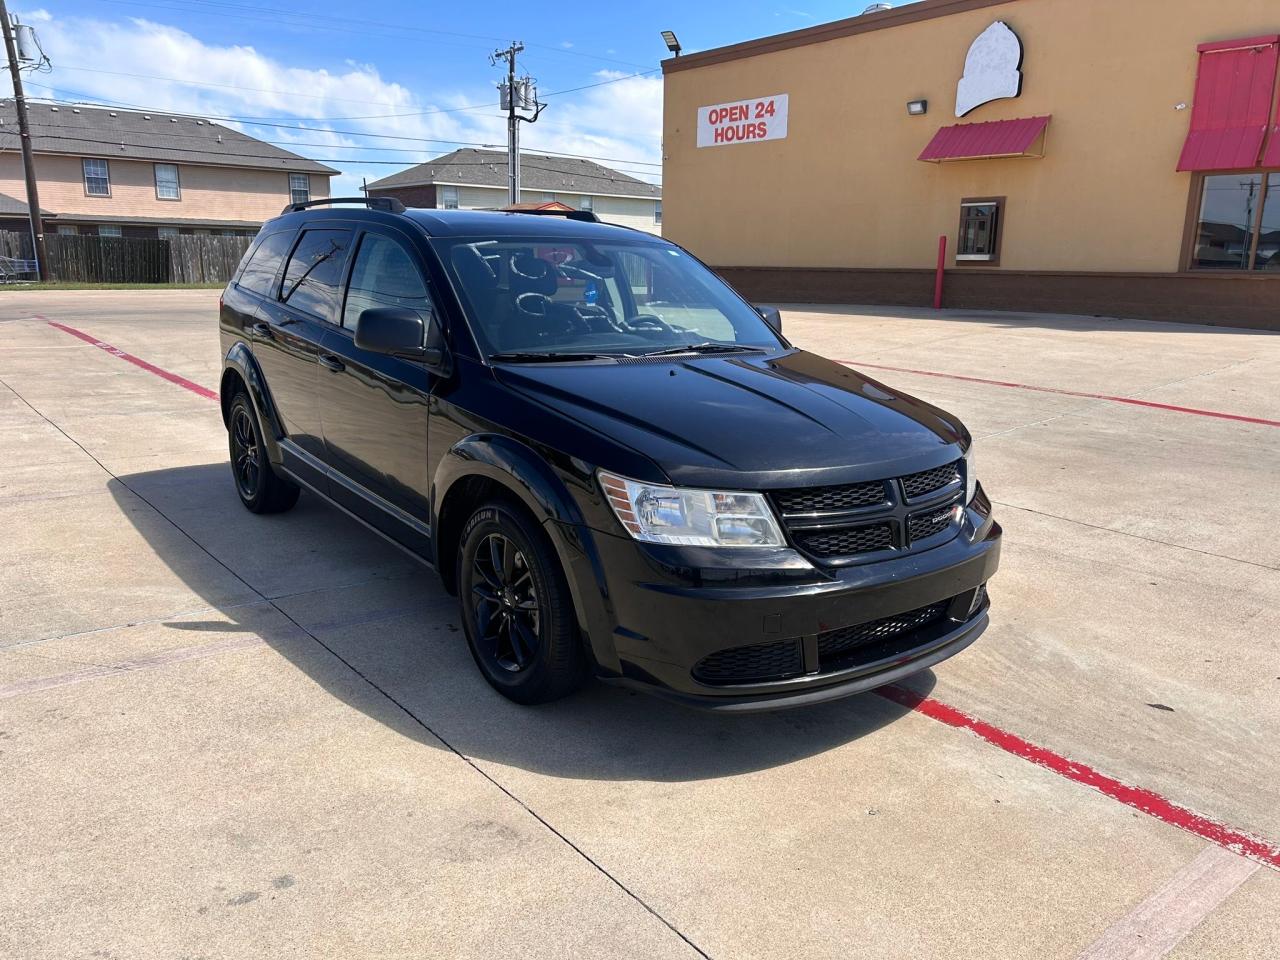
left=440, top=185, right=459, bottom=209
left=289, top=173, right=310, bottom=205
left=957, top=198, right=1003, bottom=262
left=154, top=163, right=180, bottom=200
left=1190, top=173, right=1280, bottom=271
left=83, top=158, right=110, bottom=197
left=342, top=233, right=433, bottom=330
left=236, top=230, right=295, bottom=297
left=436, top=236, right=784, bottom=358
left=280, top=228, right=351, bottom=320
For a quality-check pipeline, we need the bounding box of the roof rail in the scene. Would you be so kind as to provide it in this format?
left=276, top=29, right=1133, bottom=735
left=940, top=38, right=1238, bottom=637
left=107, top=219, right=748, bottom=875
left=282, top=196, right=406, bottom=215
left=488, top=208, right=601, bottom=223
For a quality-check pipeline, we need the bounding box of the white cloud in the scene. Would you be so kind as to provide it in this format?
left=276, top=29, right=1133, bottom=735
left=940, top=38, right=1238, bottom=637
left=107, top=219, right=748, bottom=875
left=7, top=11, right=662, bottom=195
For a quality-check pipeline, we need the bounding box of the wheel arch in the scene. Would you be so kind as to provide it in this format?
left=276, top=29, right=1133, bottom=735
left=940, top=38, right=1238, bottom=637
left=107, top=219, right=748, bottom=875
left=221, top=341, right=284, bottom=464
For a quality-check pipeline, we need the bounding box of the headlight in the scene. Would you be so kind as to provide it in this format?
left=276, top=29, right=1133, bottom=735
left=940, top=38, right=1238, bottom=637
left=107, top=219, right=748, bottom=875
left=964, top=444, right=977, bottom=503
left=598, top=471, right=786, bottom=547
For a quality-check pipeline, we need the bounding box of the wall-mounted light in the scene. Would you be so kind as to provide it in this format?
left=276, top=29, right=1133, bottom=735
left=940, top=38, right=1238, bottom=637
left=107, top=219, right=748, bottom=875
left=661, top=30, right=681, bottom=56
left=907, top=99, right=929, bottom=116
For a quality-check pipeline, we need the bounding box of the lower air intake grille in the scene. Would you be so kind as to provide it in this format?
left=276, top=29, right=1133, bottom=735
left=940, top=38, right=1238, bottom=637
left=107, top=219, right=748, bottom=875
left=692, top=638, right=804, bottom=686
left=797, top=523, right=893, bottom=558
left=817, top=602, right=948, bottom=663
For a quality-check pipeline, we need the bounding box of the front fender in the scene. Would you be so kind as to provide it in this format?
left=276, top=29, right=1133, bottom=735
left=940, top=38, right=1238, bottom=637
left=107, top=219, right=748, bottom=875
left=222, top=340, right=284, bottom=465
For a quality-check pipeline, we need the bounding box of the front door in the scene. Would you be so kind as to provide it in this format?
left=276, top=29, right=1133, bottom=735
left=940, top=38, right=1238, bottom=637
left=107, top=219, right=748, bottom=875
left=317, top=227, right=435, bottom=551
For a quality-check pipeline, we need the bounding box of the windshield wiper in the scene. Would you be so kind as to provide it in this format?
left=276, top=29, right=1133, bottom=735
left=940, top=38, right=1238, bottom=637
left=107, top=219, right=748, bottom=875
left=637, top=342, right=766, bottom=358
left=490, top=351, right=616, bottom=363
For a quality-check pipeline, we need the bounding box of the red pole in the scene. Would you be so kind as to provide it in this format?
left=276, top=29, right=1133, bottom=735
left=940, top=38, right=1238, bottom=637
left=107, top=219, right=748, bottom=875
left=933, top=234, right=947, bottom=310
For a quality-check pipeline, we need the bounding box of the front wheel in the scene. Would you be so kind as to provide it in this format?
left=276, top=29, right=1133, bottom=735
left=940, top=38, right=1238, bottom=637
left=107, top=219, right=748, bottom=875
left=227, top=391, right=300, bottom=514
left=457, top=501, right=588, bottom=704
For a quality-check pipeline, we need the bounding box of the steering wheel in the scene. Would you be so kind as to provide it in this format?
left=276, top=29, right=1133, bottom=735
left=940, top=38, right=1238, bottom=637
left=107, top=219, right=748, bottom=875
left=619, top=313, right=675, bottom=336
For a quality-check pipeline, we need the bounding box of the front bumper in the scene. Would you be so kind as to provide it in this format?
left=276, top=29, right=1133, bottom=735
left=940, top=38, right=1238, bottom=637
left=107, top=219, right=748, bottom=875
left=561, top=498, right=1001, bottom=712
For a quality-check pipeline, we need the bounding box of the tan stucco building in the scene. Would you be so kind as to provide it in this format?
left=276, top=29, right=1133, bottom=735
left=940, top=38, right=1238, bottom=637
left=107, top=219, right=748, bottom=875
left=662, top=0, right=1280, bottom=326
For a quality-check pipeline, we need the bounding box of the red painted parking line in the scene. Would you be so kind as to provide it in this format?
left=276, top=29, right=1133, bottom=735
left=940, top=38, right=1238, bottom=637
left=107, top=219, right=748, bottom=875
left=876, top=684, right=1280, bottom=871
left=840, top=360, right=1280, bottom=428
left=40, top=316, right=219, bottom=401
left=31, top=314, right=1280, bottom=871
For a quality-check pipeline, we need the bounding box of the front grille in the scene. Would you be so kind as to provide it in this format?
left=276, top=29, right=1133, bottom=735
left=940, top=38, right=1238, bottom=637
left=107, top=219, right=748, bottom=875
left=772, top=481, right=886, bottom=514
left=817, top=602, right=948, bottom=663
left=908, top=506, right=955, bottom=542
left=692, top=638, right=804, bottom=686
left=901, top=461, right=962, bottom=500
left=797, top=523, right=893, bottom=558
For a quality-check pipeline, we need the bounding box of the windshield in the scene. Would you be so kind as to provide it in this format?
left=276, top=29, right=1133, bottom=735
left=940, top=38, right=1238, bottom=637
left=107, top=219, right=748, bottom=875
left=434, top=236, right=785, bottom=359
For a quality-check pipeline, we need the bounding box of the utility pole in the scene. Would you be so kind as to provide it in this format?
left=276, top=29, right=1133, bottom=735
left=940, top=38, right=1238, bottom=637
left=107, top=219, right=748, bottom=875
left=0, top=0, right=47, bottom=280
left=490, top=42, right=543, bottom=206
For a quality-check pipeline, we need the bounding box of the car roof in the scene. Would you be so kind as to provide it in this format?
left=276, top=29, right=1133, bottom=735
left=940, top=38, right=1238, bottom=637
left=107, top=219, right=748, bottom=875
left=267, top=205, right=664, bottom=243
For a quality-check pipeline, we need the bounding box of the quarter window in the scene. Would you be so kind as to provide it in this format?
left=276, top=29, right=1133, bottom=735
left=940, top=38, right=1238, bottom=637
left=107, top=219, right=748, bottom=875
left=440, top=185, right=459, bottom=209
left=289, top=173, right=310, bottom=205
left=342, top=233, right=433, bottom=331
left=83, top=158, right=110, bottom=197
left=957, top=198, right=1003, bottom=263
left=280, top=229, right=351, bottom=320
left=236, top=230, right=295, bottom=298
left=154, top=163, right=181, bottom=200
left=1190, top=173, right=1280, bottom=271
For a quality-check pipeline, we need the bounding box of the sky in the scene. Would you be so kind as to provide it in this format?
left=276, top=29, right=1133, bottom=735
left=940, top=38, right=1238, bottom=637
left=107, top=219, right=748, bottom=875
left=2, top=1, right=915, bottom=196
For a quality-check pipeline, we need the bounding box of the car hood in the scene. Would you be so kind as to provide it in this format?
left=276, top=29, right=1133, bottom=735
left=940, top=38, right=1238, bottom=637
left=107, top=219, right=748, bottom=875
left=494, top=350, right=967, bottom=488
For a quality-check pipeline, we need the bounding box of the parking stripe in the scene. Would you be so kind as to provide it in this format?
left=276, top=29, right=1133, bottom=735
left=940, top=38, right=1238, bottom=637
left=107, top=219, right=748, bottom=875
left=32, top=314, right=1280, bottom=873
left=876, top=685, right=1280, bottom=871
left=840, top=360, right=1280, bottom=428
left=40, top=317, right=219, bottom=400
left=1075, top=844, right=1259, bottom=959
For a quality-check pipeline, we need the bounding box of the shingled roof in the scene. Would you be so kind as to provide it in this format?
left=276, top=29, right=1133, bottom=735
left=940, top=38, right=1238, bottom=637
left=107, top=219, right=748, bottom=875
left=366, top=148, right=659, bottom=199
left=0, top=102, right=337, bottom=175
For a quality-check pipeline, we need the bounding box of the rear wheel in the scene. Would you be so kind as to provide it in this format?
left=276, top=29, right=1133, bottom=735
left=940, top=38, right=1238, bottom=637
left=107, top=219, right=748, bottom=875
left=458, top=501, right=587, bottom=704
left=227, top=391, right=299, bottom=514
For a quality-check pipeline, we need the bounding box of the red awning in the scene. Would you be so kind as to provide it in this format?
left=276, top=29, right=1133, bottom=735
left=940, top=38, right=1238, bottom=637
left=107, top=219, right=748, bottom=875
left=917, top=116, right=1051, bottom=163
left=1177, top=35, right=1279, bottom=172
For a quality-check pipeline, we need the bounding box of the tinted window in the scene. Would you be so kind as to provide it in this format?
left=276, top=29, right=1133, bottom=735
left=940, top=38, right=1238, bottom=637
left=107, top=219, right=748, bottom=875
left=281, top=229, right=351, bottom=321
left=342, top=233, right=433, bottom=331
left=236, top=230, right=294, bottom=298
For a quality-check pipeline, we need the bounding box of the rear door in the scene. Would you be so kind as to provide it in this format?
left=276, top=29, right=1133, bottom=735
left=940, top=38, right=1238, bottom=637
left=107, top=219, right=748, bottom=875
left=316, top=225, right=435, bottom=550
left=253, top=225, right=353, bottom=485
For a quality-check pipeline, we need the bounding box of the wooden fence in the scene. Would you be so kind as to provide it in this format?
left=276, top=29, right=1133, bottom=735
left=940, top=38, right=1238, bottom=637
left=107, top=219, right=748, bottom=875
left=0, top=230, right=254, bottom=284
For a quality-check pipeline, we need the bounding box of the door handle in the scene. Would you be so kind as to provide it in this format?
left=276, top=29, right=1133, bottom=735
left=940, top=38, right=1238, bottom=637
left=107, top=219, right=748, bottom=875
left=319, top=354, right=346, bottom=373
left=251, top=322, right=272, bottom=338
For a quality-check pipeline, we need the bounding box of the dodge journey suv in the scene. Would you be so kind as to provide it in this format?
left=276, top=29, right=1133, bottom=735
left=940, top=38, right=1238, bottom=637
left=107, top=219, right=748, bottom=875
left=219, top=197, right=1000, bottom=711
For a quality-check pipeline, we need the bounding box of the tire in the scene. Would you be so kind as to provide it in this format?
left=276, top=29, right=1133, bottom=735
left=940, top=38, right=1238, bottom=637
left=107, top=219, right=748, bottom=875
left=227, top=391, right=300, bottom=514
left=457, top=500, right=588, bottom=704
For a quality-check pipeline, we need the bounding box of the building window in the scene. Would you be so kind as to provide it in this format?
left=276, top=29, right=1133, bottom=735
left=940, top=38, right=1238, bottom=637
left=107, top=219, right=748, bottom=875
left=56, top=224, right=78, bottom=236
left=440, top=185, right=459, bottom=209
left=653, top=200, right=662, bottom=225
left=580, top=195, right=593, bottom=212
left=157, top=226, right=179, bottom=240
left=98, top=225, right=122, bottom=238
left=289, top=173, right=310, bottom=205
left=154, top=163, right=181, bottom=200
left=1189, top=173, right=1280, bottom=271
left=83, top=158, right=110, bottom=197
left=957, top=198, right=1004, bottom=263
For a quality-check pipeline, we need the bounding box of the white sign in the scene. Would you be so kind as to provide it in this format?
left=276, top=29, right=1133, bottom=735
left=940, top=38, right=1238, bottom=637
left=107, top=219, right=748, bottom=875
left=955, top=22, right=1023, bottom=117
left=697, top=94, right=789, bottom=148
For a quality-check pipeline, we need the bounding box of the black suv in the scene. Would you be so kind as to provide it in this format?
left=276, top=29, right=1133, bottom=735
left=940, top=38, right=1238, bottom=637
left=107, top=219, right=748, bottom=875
left=219, top=198, right=1000, bottom=711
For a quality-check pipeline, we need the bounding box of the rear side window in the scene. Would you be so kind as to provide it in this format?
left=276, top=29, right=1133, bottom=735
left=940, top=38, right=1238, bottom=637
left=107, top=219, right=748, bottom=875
left=236, top=230, right=294, bottom=297
left=281, top=229, right=352, bottom=321
left=342, top=233, right=432, bottom=330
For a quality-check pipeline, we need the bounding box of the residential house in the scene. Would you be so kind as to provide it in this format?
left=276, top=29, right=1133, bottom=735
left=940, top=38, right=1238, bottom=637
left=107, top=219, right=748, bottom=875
left=0, top=102, right=337, bottom=238
left=365, top=148, right=662, bottom=235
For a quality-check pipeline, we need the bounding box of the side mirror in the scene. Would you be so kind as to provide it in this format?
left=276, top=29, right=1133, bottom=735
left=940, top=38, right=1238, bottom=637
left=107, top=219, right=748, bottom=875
left=355, top=306, right=451, bottom=375
left=755, top=304, right=783, bottom=334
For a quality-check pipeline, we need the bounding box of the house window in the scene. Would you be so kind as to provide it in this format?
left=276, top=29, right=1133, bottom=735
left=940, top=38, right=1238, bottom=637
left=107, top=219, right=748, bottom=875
left=289, top=173, right=310, bottom=205
left=154, top=163, right=181, bottom=200
left=157, top=226, right=180, bottom=240
left=56, top=225, right=78, bottom=236
left=83, top=158, right=110, bottom=197
left=1189, top=173, right=1280, bottom=271
left=957, top=198, right=1004, bottom=263
left=653, top=200, right=662, bottom=225
left=580, top=195, right=593, bottom=212
left=98, top=225, right=122, bottom=238
left=440, top=185, right=459, bottom=209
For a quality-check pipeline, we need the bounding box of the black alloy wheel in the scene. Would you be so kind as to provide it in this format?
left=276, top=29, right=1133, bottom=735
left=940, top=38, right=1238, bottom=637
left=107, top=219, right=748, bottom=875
left=469, top=532, right=541, bottom=672
left=226, top=391, right=300, bottom=514
left=230, top=404, right=261, bottom=500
